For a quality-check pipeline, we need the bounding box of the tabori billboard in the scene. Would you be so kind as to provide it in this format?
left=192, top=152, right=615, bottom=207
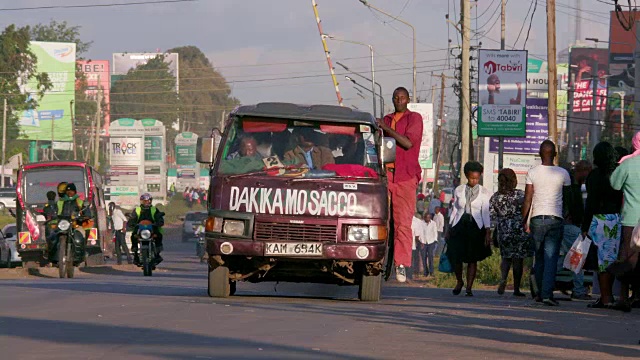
left=112, top=52, right=179, bottom=92
left=489, top=98, right=549, bottom=155
left=407, top=103, right=434, bottom=169
left=477, top=49, right=527, bottom=137
left=19, top=41, right=76, bottom=142
left=77, top=60, right=110, bottom=134
left=569, top=47, right=608, bottom=113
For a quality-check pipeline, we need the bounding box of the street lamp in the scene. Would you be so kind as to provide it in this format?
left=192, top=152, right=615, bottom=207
left=322, top=34, right=376, bottom=117
left=336, top=61, right=384, bottom=118
left=358, top=0, right=417, bottom=103
left=345, top=76, right=385, bottom=114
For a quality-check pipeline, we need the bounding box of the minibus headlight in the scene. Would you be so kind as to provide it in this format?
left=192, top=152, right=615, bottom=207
left=206, top=217, right=223, bottom=233
left=347, top=225, right=387, bottom=241
left=223, top=220, right=245, bottom=236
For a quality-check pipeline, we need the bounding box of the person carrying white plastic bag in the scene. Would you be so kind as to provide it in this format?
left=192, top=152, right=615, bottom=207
left=564, top=234, right=592, bottom=274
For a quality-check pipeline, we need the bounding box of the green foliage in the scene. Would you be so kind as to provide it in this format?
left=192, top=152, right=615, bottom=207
left=110, top=56, right=179, bottom=139
left=29, top=20, right=92, bottom=55
left=167, top=46, right=240, bottom=137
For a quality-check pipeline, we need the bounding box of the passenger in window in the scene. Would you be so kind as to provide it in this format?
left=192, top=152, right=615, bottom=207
left=283, top=127, right=335, bottom=169
left=253, top=132, right=273, bottom=158
left=227, top=136, right=262, bottom=160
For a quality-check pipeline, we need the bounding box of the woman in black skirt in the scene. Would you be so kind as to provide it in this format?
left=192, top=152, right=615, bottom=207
left=445, top=161, right=493, bottom=296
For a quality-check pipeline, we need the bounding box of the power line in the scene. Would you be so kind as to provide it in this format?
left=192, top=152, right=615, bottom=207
left=522, top=0, right=538, bottom=49
left=513, top=1, right=534, bottom=48
left=0, top=0, right=196, bottom=11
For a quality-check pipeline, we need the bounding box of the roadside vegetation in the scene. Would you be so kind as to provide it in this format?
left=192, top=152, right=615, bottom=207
left=156, top=196, right=206, bottom=225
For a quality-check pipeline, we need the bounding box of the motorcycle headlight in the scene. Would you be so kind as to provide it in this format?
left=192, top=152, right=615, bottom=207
left=222, top=220, right=245, bottom=236
left=140, top=229, right=152, bottom=240
left=58, top=220, right=71, bottom=231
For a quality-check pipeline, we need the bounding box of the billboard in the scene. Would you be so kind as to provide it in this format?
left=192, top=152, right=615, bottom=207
left=407, top=103, right=434, bottom=169
left=19, top=41, right=76, bottom=142
left=141, top=118, right=166, bottom=203
left=608, top=11, right=636, bottom=119
left=112, top=52, right=179, bottom=91
left=569, top=48, right=608, bottom=113
left=110, top=137, right=143, bottom=165
left=477, top=50, right=527, bottom=137
left=77, top=60, right=110, bottom=134
left=489, top=98, right=549, bottom=154
left=175, top=132, right=198, bottom=191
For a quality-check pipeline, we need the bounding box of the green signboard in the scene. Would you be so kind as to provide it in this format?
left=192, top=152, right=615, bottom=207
left=19, top=41, right=76, bottom=141
left=176, top=145, right=196, bottom=165
left=527, top=58, right=545, bottom=73
left=144, top=136, right=163, bottom=161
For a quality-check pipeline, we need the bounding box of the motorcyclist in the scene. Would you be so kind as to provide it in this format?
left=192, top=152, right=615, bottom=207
left=56, top=182, right=68, bottom=199
left=43, top=191, right=58, bottom=238
left=48, top=183, right=87, bottom=262
left=128, top=193, right=165, bottom=266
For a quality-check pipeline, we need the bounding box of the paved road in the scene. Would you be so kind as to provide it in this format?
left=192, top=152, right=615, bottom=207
left=1, top=227, right=639, bottom=359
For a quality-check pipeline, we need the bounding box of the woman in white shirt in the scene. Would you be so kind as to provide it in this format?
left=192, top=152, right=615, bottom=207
left=445, top=161, right=493, bottom=296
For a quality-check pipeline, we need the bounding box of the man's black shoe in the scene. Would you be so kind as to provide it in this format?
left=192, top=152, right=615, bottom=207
left=154, top=255, right=163, bottom=266
left=133, top=255, right=141, bottom=266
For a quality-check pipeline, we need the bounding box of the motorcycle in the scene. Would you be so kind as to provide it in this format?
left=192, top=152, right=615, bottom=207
left=53, top=216, right=88, bottom=279
left=194, top=224, right=206, bottom=263
left=136, top=220, right=158, bottom=276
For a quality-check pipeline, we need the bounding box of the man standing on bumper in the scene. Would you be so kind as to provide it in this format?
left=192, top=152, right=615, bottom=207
left=378, top=87, right=423, bottom=283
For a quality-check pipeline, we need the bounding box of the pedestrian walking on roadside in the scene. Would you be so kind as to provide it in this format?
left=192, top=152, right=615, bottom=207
left=560, top=160, right=592, bottom=301
left=434, top=207, right=445, bottom=256
left=379, top=86, right=423, bottom=283
left=421, top=213, right=439, bottom=277
left=411, top=212, right=426, bottom=279
left=445, top=161, right=493, bottom=296
left=109, top=202, right=132, bottom=265
left=581, top=142, right=623, bottom=309
left=522, top=140, right=572, bottom=306
left=490, top=168, right=531, bottom=297
left=610, top=131, right=640, bottom=312
left=416, top=194, right=426, bottom=215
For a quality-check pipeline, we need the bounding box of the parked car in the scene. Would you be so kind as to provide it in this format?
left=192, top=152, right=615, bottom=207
left=181, top=211, right=208, bottom=242
left=0, top=223, right=21, bottom=267
left=0, top=187, right=17, bottom=211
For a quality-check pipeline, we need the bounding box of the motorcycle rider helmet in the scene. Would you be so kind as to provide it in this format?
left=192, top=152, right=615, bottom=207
left=140, top=193, right=153, bottom=208
left=57, top=182, right=68, bottom=197
left=66, top=183, right=77, bottom=192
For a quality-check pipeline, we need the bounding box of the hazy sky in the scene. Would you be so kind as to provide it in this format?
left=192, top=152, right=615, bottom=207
left=1, top=0, right=611, bottom=117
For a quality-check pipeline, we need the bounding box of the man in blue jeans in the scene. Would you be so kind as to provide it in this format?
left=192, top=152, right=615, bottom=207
left=522, top=140, right=572, bottom=306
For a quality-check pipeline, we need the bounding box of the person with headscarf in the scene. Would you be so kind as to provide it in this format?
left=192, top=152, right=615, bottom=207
left=445, top=161, right=493, bottom=297
left=618, top=131, right=640, bottom=164
left=490, top=168, right=532, bottom=297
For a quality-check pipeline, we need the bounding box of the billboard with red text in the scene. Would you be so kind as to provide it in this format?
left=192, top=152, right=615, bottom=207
left=77, top=60, right=110, bottom=134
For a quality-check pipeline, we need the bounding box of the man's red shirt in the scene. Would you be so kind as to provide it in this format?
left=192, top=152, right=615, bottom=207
left=383, top=109, right=423, bottom=183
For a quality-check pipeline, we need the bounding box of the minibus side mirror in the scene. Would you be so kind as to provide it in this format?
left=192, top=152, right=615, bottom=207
left=196, top=137, right=220, bottom=164
left=380, top=137, right=396, bottom=164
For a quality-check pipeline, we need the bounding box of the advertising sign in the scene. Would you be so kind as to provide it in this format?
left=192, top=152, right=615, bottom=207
left=77, top=60, right=110, bottom=133
left=112, top=53, right=179, bottom=91
left=175, top=132, right=198, bottom=166
left=489, top=98, right=549, bottom=154
left=19, top=41, right=76, bottom=142
left=608, top=11, right=635, bottom=118
left=110, top=137, right=143, bottom=165
left=144, top=136, right=163, bottom=161
left=407, top=103, right=434, bottom=169
left=478, top=49, right=528, bottom=137
left=569, top=48, right=608, bottom=113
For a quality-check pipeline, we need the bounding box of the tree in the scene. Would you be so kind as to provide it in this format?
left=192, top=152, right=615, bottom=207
left=0, top=25, right=52, bottom=143
left=110, top=56, right=179, bottom=140
left=167, top=46, right=240, bottom=136
left=30, top=20, right=92, bottom=56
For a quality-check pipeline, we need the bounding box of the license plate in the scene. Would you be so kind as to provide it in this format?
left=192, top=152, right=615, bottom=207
left=265, top=242, right=323, bottom=256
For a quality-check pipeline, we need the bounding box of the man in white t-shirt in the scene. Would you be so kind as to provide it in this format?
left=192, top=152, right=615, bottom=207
left=522, top=140, right=572, bottom=306
left=411, top=213, right=426, bottom=279
left=433, top=207, right=446, bottom=256
left=421, top=213, right=439, bottom=277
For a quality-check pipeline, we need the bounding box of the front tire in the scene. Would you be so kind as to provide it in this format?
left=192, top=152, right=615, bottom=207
left=65, top=242, right=74, bottom=278
left=58, top=236, right=67, bottom=279
left=208, top=265, right=230, bottom=297
left=358, top=273, right=382, bottom=302
left=142, top=248, right=152, bottom=276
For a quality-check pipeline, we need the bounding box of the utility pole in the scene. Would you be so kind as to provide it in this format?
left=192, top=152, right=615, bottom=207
left=312, top=0, right=343, bottom=106
left=498, top=0, right=506, bottom=170
left=433, top=74, right=446, bottom=195
left=1, top=99, right=6, bottom=188
left=70, top=100, right=77, bottom=160
left=94, top=75, right=102, bottom=168
left=547, top=0, right=558, bottom=157
left=589, top=59, right=600, bottom=155
left=460, top=0, right=471, bottom=184
left=50, top=113, right=55, bottom=161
